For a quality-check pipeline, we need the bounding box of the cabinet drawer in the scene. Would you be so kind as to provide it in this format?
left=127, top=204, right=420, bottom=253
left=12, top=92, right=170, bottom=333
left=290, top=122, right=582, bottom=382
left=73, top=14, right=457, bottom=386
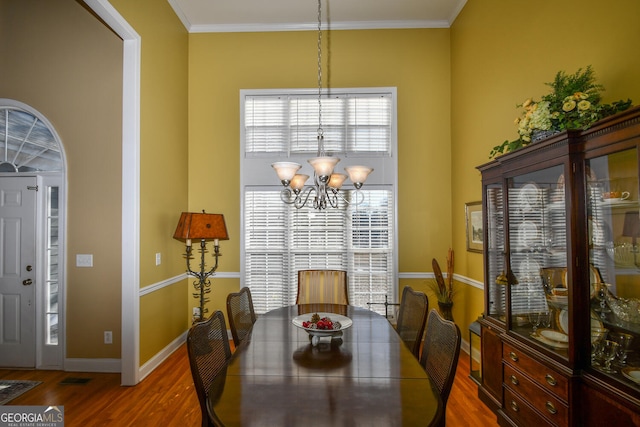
left=503, top=387, right=550, bottom=427
left=503, top=343, right=568, bottom=401
left=504, top=364, right=568, bottom=426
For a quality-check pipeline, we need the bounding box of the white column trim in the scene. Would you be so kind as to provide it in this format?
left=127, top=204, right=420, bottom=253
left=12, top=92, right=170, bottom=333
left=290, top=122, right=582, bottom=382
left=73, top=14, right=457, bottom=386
left=83, top=0, right=141, bottom=386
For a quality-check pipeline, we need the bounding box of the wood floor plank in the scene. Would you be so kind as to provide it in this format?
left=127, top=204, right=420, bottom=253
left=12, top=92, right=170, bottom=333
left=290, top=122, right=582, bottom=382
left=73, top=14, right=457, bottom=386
left=0, top=344, right=498, bottom=426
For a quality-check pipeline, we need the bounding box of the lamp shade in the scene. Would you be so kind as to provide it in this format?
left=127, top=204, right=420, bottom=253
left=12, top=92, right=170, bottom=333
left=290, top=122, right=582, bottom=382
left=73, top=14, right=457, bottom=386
left=173, top=212, right=229, bottom=242
left=308, top=156, right=340, bottom=177
left=272, top=162, right=301, bottom=182
left=328, top=173, right=348, bottom=189
left=290, top=174, right=310, bottom=191
left=345, top=165, right=374, bottom=185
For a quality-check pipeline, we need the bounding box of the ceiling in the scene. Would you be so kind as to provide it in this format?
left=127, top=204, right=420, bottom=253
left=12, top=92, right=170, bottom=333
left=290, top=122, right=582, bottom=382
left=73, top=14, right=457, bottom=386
left=169, top=0, right=467, bottom=33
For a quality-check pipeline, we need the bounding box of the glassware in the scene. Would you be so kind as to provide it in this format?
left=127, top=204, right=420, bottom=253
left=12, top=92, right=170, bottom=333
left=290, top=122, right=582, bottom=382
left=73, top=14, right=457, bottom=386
left=595, top=282, right=612, bottom=318
left=599, top=340, right=620, bottom=373
left=591, top=327, right=609, bottom=366
left=529, top=311, right=542, bottom=332
left=612, top=332, right=634, bottom=366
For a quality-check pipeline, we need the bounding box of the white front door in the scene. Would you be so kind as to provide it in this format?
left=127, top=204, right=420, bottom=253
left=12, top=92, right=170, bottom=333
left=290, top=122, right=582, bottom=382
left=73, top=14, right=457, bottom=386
left=0, top=176, right=37, bottom=367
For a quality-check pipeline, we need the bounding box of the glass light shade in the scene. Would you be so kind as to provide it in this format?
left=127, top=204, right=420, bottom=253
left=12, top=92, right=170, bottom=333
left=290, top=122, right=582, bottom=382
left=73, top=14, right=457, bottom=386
left=290, top=174, right=309, bottom=191
left=308, top=156, right=340, bottom=177
left=272, top=162, right=301, bottom=182
left=328, top=173, right=348, bottom=189
left=345, top=166, right=374, bottom=184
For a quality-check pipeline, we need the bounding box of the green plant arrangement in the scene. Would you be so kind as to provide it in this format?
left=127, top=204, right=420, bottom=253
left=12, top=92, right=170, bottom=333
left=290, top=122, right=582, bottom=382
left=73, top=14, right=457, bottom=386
left=490, top=66, right=633, bottom=158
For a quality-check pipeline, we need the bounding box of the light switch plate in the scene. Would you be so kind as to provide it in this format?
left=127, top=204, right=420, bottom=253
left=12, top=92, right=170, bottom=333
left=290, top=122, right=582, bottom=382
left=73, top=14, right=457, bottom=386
left=76, top=254, right=93, bottom=267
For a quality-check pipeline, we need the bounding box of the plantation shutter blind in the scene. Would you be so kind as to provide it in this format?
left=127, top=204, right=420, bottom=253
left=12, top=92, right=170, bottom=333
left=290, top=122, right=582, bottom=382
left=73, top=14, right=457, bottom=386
left=245, top=93, right=392, bottom=155
left=245, top=189, right=394, bottom=314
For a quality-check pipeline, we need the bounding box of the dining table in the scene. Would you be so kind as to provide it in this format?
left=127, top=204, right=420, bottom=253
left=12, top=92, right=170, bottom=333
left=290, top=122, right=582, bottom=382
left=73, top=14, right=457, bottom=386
left=208, top=303, right=442, bottom=426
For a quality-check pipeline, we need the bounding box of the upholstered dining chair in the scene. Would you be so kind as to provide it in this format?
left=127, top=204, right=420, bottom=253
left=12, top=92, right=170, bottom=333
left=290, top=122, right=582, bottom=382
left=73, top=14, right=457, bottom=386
left=226, top=286, right=257, bottom=347
left=420, top=309, right=461, bottom=427
left=395, top=286, right=429, bottom=359
left=296, top=270, right=349, bottom=305
left=187, top=310, right=232, bottom=427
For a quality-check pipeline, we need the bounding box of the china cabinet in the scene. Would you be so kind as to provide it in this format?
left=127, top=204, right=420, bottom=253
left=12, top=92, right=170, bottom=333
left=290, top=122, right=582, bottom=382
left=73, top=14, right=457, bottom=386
left=477, top=106, right=640, bottom=426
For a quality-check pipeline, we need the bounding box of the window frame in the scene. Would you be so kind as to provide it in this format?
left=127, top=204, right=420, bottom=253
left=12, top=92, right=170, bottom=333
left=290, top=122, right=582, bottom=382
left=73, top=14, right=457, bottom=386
left=240, top=87, right=399, bottom=313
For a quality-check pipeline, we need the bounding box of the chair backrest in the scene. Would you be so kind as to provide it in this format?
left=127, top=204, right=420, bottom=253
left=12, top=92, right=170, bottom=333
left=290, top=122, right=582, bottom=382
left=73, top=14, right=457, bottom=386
left=187, top=311, right=232, bottom=427
left=296, top=270, right=349, bottom=305
left=395, top=286, right=429, bottom=358
left=420, top=309, right=461, bottom=415
left=226, top=287, right=257, bottom=347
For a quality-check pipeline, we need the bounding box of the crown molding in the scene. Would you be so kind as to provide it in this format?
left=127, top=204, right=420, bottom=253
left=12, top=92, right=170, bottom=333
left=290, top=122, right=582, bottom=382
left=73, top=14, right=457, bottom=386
left=188, top=19, right=451, bottom=33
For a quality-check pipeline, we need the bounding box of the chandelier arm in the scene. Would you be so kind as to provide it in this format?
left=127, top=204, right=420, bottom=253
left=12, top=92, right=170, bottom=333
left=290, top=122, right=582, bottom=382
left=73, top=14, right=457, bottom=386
left=294, top=186, right=315, bottom=209
left=279, top=187, right=299, bottom=205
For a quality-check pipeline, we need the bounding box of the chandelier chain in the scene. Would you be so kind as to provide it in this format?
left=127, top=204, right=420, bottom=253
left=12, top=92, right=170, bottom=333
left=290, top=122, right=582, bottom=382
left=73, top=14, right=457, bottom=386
left=316, top=0, right=324, bottom=154
left=270, top=0, right=373, bottom=210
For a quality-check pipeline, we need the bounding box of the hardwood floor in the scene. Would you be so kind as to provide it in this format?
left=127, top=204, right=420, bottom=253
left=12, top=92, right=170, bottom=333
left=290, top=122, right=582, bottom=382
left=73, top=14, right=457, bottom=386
left=0, top=345, right=498, bottom=426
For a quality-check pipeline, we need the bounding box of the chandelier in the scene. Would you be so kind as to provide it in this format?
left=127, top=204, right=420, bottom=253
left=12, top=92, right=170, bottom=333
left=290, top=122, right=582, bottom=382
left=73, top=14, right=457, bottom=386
left=271, top=0, right=373, bottom=210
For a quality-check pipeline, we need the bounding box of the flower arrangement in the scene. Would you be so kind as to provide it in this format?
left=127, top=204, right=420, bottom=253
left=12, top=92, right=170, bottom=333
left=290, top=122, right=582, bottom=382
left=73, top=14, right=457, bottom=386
left=490, top=66, right=633, bottom=158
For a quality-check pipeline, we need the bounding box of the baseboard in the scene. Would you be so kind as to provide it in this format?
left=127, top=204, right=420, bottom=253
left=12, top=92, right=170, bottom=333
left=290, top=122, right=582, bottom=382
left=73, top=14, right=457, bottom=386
left=64, top=357, right=121, bottom=373
left=138, top=331, right=188, bottom=381
left=461, top=337, right=470, bottom=356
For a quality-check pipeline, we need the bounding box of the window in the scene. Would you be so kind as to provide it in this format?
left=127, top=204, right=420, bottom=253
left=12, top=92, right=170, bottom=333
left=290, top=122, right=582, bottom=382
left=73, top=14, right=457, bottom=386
left=241, top=88, right=397, bottom=315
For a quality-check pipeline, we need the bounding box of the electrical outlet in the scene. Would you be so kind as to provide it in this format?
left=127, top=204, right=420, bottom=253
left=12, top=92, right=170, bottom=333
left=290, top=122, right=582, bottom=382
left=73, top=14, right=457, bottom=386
left=104, top=331, right=113, bottom=344
left=155, top=253, right=161, bottom=266
left=193, top=307, right=201, bottom=317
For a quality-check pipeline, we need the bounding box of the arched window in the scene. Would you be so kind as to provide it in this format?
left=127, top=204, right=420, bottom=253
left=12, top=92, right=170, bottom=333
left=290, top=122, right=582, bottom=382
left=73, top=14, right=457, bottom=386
left=0, top=105, right=63, bottom=172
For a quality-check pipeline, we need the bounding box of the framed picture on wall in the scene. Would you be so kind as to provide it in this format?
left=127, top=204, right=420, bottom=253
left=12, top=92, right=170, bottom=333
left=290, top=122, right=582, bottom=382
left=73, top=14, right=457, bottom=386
left=465, top=201, right=483, bottom=253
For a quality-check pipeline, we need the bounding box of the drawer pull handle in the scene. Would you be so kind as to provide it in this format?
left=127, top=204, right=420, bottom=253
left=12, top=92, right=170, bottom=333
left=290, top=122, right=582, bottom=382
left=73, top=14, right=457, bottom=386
left=545, top=374, right=557, bottom=386
left=545, top=401, right=557, bottom=415
left=510, top=375, right=519, bottom=385
left=509, top=351, right=519, bottom=362
left=510, top=401, right=519, bottom=412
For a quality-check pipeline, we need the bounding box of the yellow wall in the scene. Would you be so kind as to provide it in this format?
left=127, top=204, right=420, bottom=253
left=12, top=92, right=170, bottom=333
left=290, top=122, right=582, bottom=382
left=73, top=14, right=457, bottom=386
left=188, top=28, right=453, bottom=317
left=450, top=0, right=640, bottom=346
left=110, top=0, right=191, bottom=363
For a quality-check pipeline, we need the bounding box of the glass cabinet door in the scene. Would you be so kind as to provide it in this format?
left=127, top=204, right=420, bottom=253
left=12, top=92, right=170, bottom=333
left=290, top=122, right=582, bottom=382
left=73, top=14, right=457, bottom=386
left=586, top=147, right=640, bottom=385
left=507, top=164, right=568, bottom=356
left=486, top=183, right=506, bottom=322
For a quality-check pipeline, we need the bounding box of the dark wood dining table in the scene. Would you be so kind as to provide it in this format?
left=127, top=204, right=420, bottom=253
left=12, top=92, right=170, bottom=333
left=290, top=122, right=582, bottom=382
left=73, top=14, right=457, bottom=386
left=208, top=304, right=442, bottom=426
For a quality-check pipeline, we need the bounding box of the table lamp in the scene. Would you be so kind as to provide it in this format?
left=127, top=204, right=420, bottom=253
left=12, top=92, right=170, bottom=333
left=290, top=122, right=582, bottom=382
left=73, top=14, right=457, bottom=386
left=173, top=211, right=229, bottom=322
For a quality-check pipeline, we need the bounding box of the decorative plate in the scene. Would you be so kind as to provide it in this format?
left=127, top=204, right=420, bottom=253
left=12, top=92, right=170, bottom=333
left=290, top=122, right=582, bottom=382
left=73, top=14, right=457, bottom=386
left=538, top=328, right=569, bottom=344
left=531, top=331, right=569, bottom=349
left=516, top=259, right=541, bottom=283
left=519, top=183, right=541, bottom=212
left=557, top=309, right=569, bottom=335
left=518, top=221, right=538, bottom=247
left=622, top=367, right=640, bottom=384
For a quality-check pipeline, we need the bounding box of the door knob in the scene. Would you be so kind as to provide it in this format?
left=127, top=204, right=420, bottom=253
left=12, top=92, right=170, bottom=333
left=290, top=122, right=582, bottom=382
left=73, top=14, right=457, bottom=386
left=23, top=279, right=33, bottom=286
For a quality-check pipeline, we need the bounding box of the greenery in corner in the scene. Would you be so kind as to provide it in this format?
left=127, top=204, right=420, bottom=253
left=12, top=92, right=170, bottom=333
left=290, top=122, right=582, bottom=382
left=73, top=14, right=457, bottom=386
left=490, top=66, right=633, bottom=158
